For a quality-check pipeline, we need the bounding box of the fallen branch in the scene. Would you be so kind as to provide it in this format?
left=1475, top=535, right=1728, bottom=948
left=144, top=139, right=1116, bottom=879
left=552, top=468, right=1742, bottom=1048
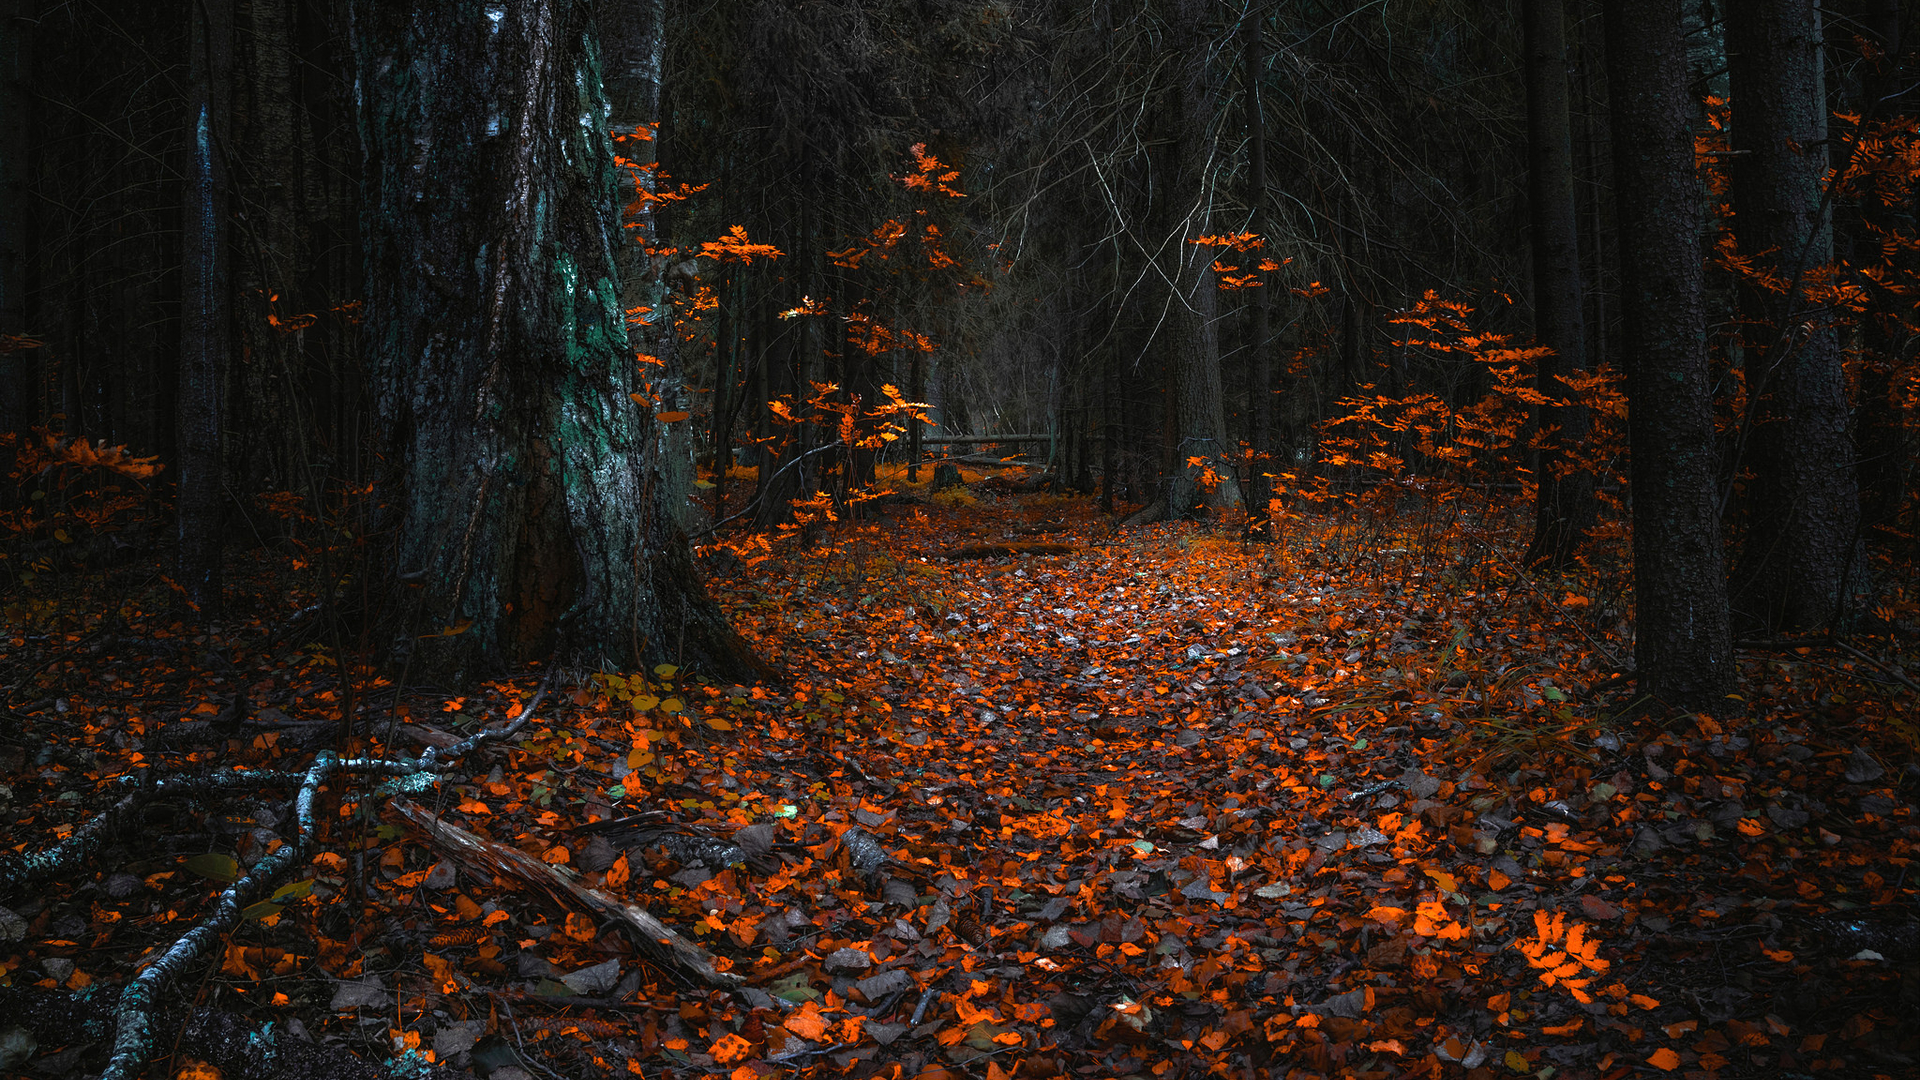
left=101, top=752, right=425, bottom=1080
left=11, top=670, right=565, bottom=1080
left=387, top=798, right=743, bottom=990
left=0, top=769, right=309, bottom=896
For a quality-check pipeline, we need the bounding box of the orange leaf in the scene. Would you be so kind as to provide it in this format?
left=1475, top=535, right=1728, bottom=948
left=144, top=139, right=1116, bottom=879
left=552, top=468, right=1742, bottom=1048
left=607, top=852, right=631, bottom=889
left=785, top=1004, right=831, bottom=1041
left=709, top=1032, right=753, bottom=1064
left=542, top=845, right=570, bottom=865
left=1487, top=869, right=1511, bottom=891
left=1647, top=1047, right=1681, bottom=1071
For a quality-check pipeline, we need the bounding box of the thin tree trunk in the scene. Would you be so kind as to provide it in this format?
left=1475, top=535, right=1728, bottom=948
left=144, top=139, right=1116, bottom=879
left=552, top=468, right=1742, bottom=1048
left=1603, top=0, right=1732, bottom=708
left=1725, top=0, right=1860, bottom=632
left=179, top=0, right=234, bottom=619
left=907, top=350, right=923, bottom=482
left=0, top=0, right=33, bottom=437
left=1152, top=0, right=1243, bottom=521
left=602, top=0, right=702, bottom=535
left=350, top=0, right=760, bottom=685
left=1244, top=3, right=1273, bottom=514
left=1843, top=0, right=1908, bottom=539
left=1522, top=0, right=1596, bottom=566
left=231, top=0, right=307, bottom=509
left=710, top=269, right=734, bottom=520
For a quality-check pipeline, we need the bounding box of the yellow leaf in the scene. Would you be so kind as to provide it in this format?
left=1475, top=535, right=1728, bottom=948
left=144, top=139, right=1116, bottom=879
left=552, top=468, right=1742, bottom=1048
left=706, top=716, right=733, bottom=731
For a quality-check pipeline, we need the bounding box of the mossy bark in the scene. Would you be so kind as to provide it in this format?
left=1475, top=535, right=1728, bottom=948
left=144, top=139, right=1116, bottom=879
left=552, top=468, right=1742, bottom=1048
left=350, top=0, right=761, bottom=686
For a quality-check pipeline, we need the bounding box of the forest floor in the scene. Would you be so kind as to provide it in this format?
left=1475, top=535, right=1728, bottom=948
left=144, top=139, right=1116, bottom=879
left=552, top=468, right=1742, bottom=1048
left=2, top=475, right=1918, bottom=1080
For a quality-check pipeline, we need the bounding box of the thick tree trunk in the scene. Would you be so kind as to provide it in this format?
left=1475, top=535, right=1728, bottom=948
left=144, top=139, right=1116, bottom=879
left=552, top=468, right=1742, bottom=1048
left=1725, top=0, right=1860, bottom=632
left=179, top=0, right=234, bottom=619
left=350, top=0, right=760, bottom=686
left=1603, top=0, right=1732, bottom=709
left=1521, top=0, right=1596, bottom=567
left=1157, top=0, right=1243, bottom=521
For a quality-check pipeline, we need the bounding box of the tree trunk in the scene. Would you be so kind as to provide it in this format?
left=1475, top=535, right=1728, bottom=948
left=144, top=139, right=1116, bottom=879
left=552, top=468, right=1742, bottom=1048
left=349, top=0, right=760, bottom=686
left=1157, top=0, right=1243, bottom=521
left=1243, top=3, right=1273, bottom=514
left=1725, top=0, right=1860, bottom=632
left=1839, top=0, right=1909, bottom=540
left=602, top=0, right=703, bottom=536
left=1521, top=0, right=1596, bottom=567
left=230, top=0, right=307, bottom=510
left=179, top=0, right=234, bottom=619
left=0, top=0, right=33, bottom=437
left=1603, top=0, right=1732, bottom=708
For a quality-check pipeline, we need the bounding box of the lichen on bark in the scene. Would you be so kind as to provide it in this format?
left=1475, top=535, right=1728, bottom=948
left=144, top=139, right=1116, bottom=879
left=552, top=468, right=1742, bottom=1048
left=351, top=0, right=760, bottom=686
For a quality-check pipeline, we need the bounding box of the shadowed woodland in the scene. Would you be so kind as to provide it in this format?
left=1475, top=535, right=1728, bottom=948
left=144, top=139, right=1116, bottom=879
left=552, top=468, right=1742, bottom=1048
left=2, top=0, right=1920, bottom=1078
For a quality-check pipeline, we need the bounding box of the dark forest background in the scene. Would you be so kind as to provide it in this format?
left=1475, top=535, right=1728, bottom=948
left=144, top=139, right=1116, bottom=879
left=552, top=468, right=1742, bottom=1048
left=0, top=0, right=1915, bottom=702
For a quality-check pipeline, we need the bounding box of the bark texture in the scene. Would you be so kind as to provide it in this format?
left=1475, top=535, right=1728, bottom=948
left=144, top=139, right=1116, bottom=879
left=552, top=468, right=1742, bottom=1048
left=1726, top=0, right=1861, bottom=632
left=178, top=0, right=234, bottom=618
left=1603, top=0, right=1732, bottom=708
left=601, top=0, right=704, bottom=536
left=0, top=0, right=30, bottom=436
left=1521, top=0, right=1595, bottom=567
left=1243, top=4, right=1273, bottom=513
left=351, top=0, right=759, bottom=686
left=1158, top=0, right=1243, bottom=520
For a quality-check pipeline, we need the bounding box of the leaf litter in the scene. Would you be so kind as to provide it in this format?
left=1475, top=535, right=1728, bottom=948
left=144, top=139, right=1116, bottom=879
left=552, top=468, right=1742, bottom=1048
left=0, top=484, right=1917, bottom=1079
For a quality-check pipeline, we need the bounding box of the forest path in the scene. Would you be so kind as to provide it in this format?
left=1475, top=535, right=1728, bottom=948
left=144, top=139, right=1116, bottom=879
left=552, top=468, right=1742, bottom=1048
left=0, top=486, right=1911, bottom=1080
left=697, top=485, right=1917, bottom=1078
